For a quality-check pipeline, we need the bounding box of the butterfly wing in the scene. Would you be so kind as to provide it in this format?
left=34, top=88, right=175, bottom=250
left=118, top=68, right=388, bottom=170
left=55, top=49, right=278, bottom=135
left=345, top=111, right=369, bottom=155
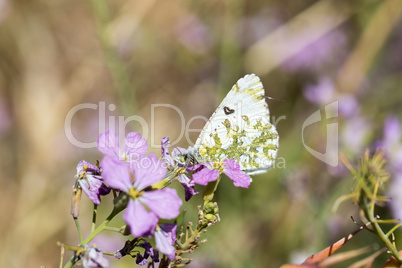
left=193, top=74, right=279, bottom=175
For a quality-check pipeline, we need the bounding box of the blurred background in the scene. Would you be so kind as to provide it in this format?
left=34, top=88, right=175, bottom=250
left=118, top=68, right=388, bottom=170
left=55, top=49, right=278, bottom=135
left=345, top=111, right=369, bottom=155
left=1, top=0, right=402, bottom=267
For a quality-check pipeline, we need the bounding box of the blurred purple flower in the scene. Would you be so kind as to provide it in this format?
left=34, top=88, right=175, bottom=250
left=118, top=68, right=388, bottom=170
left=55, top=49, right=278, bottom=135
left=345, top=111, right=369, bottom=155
left=101, top=154, right=182, bottom=237
left=161, top=137, right=199, bottom=201
left=303, top=77, right=359, bottom=117
left=235, top=9, right=281, bottom=48
left=91, top=234, right=125, bottom=254
left=384, top=116, right=401, bottom=146
left=380, top=116, right=402, bottom=171
left=377, top=116, right=402, bottom=220
left=338, top=95, right=359, bottom=118
left=97, top=130, right=148, bottom=162
left=82, top=245, right=109, bottom=268
left=76, top=160, right=110, bottom=205
left=173, top=15, right=212, bottom=54
left=341, top=116, right=371, bottom=154
left=154, top=223, right=177, bottom=261
left=303, top=77, right=335, bottom=105
left=191, top=159, right=251, bottom=188
left=283, top=28, right=347, bottom=72
left=389, top=173, right=402, bottom=221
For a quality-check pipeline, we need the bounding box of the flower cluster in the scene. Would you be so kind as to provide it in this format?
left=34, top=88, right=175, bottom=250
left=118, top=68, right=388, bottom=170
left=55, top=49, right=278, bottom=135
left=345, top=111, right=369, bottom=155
left=161, top=136, right=251, bottom=200
left=64, top=130, right=254, bottom=267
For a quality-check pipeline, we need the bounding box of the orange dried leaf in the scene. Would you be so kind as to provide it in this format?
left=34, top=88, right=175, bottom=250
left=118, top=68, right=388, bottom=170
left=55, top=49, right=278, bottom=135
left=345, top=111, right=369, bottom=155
left=303, top=224, right=368, bottom=264
left=382, top=250, right=402, bottom=268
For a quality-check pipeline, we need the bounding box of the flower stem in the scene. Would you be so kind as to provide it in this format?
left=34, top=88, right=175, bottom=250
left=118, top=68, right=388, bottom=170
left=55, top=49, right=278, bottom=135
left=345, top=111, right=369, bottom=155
left=202, top=176, right=221, bottom=206
left=104, top=226, right=121, bottom=232
left=73, top=217, right=83, bottom=244
left=179, top=229, right=200, bottom=251
left=91, top=204, right=98, bottom=233
left=59, top=244, right=65, bottom=268
left=84, top=207, right=120, bottom=244
left=63, top=208, right=121, bottom=268
left=362, top=198, right=402, bottom=262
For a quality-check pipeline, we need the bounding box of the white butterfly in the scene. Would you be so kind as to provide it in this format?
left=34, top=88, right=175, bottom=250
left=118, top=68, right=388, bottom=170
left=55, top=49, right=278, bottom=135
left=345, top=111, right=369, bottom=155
left=186, top=74, right=279, bottom=175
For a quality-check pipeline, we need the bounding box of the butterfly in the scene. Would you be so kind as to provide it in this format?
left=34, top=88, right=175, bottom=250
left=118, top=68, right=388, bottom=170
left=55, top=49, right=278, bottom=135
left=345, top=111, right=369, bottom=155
left=185, top=74, right=279, bottom=175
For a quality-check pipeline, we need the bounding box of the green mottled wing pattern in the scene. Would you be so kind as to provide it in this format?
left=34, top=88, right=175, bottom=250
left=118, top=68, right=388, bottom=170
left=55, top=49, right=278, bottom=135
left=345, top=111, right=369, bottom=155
left=193, top=74, right=279, bottom=175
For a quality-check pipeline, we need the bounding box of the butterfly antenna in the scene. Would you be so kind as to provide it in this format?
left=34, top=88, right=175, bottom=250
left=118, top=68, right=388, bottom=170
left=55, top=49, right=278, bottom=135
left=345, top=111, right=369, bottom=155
left=168, top=141, right=179, bottom=151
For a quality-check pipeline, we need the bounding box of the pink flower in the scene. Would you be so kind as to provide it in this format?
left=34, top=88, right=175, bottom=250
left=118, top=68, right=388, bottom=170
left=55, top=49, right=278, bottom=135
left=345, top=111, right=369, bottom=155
left=76, top=160, right=110, bottom=205
left=101, top=154, right=182, bottom=237
left=154, top=223, right=177, bottom=261
left=191, top=159, right=251, bottom=188
left=97, top=130, right=148, bottom=161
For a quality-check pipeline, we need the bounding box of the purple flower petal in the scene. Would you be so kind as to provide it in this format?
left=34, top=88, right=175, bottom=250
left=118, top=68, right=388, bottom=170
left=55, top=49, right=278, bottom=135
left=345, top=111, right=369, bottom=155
left=160, top=223, right=177, bottom=244
left=98, top=183, right=111, bottom=196
left=223, top=159, right=251, bottom=188
left=76, top=160, right=100, bottom=174
left=178, top=174, right=199, bottom=201
left=182, top=183, right=199, bottom=201
left=136, top=253, right=147, bottom=266
left=82, top=246, right=110, bottom=268
left=125, top=132, right=148, bottom=159
left=97, top=130, right=120, bottom=158
left=139, top=240, right=159, bottom=262
left=161, top=137, right=175, bottom=167
left=124, top=200, right=158, bottom=237
left=192, top=165, right=220, bottom=185
left=78, top=175, right=103, bottom=205
left=101, top=157, right=131, bottom=192
left=161, top=136, right=170, bottom=158
left=140, top=188, right=182, bottom=219
left=154, top=224, right=177, bottom=261
left=131, top=153, right=167, bottom=191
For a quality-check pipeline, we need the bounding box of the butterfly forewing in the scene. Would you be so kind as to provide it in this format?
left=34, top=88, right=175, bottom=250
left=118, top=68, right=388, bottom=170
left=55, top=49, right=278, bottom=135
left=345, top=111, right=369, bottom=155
left=193, top=74, right=279, bottom=175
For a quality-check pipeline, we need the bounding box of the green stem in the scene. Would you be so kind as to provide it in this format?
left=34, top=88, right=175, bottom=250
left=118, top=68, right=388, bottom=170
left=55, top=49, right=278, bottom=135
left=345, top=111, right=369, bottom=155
left=74, top=217, right=83, bottom=244
left=178, top=229, right=200, bottom=252
left=202, top=176, right=221, bottom=206
left=104, top=226, right=121, bottom=232
left=362, top=198, right=402, bottom=262
left=63, top=208, right=121, bottom=268
left=84, top=208, right=120, bottom=244
left=91, top=204, right=98, bottom=233
left=59, top=245, right=64, bottom=268
left=386, top=223, right=402, bottom=238
left=63, top=256, right=78, bottom=268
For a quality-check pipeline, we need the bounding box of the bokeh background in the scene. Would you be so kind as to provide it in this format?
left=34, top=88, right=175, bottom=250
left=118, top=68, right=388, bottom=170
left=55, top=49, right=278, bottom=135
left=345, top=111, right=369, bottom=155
left=1, top=0, right=402, bottom=267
